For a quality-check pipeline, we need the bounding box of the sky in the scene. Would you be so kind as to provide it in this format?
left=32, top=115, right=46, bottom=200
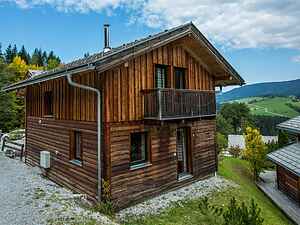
left=1, top=0, right=300, bottom=89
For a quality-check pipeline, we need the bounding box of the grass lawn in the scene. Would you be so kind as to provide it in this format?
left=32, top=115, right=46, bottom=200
left=235, top=96, right=300, bottom=118
left=122, top=157, right=293, bottom=225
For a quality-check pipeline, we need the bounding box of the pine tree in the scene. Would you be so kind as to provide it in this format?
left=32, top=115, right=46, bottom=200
left=12, top=44, right=18, bottom=60
left=5, top=44, right=13, bottom=64
left=42, top=51, right=48, bottom=66
left=18, top=45, right=30, bottom=64
left=0, top=43, right=4, bottom=61
left=31, top=48, right=43, bottom=67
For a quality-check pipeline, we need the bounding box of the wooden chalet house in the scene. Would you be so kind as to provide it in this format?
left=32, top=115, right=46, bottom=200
left=3, top=23, right=244, bottom=207
left=268, top=116, right=300, bottom=205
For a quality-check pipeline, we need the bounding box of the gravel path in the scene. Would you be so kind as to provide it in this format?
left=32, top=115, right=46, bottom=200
left=0, top=152, right=116, bottom=225
left=117, top=176, right=236, bottom=221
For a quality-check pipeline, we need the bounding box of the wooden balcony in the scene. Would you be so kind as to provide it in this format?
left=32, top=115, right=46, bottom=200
left=143, top=89, right=216, bottom=120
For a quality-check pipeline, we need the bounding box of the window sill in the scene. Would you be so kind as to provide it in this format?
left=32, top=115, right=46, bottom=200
left=70, top=159, right=83, bottom=167
left=43, top=115, right=55, bottom=119
left=130, top=162, right=152, bottom=171
left=177, top=173, right=193, bottom=182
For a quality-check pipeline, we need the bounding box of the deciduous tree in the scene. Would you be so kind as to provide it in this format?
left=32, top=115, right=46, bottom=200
left=243, top=127, right=267, bottom=181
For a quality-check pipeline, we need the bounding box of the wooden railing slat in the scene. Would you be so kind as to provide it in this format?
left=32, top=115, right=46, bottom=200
left=143, top=89, right=216, bottom=120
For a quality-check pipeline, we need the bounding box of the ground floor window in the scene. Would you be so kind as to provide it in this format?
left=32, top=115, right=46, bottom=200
left=70, top=131, right=82, bottom=164
left=177, top=127, right=192, bottom=177
left=130, top=132, right=148, bottom=167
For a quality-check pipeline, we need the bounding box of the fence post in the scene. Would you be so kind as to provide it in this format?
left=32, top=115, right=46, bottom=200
left=1, top=137, right=6, bottom=152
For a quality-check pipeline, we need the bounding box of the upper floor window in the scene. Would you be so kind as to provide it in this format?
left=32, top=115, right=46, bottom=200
left=44, top=91, right=53, bottom=116
left=130, top=132, right=148, bottom=167
left=174, top=68, right=186, bottom=89
left=155, top=65, right=167, bottom=88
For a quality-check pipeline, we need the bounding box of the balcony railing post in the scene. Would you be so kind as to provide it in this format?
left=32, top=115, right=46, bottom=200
left=158, top=89, right=162, bottom=120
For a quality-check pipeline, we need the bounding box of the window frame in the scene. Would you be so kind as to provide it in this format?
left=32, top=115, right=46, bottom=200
left=154, top=64, right=168, bottom=88
left=129, top=131, right=150, bottom=168
left=70, top=130, right=83, bottom=166
left=44, top=91, right=53, bottom=116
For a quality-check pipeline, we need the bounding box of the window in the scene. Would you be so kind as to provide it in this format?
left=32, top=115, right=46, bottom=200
left=44, top=91, right=53, bottom=116
left=155, top=65, right=167, bottom=88
left=130, top=132, right=148, bottom=166
left=70, top=131, right=82, bottom=163
left=174, top=68, right=185, bottom=89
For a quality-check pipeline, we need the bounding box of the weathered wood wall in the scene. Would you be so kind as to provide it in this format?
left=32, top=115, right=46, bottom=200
left=25, top=38, right=217, bottom=205
left=26, top=116, right=99, bottom=198
left=26, top=71, right=100, bottom=121
left=102, top=43, right=215, bottom=123
left=26, top=41, right=215, bottom=124
left=107, top=119, right=216, bottom=207
left=277, top=166, right=300, bottom=204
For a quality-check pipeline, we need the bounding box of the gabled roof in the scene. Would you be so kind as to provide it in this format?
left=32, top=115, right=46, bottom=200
left=267, top=143, right=300, bottom=177
left=3, top=22, right=245, bottom=92
left=277, top=116, right=300, bottom=134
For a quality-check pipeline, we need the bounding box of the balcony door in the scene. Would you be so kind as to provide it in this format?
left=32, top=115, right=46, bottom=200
left=174, top=68, right=185, bottom=89
left=176, top=127, right=191, bottom=179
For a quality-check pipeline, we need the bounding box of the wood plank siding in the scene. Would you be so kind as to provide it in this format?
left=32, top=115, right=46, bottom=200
left=277, top=166, right=300, bottom=205
left=25, top=38, right=218, bottom=206
left=108, top=119, right=216, bottom=207
left=103, top=44, right=215, bottom=123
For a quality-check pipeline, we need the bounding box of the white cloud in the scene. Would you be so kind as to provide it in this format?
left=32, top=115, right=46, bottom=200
left=292, top=55, right=300, bottom=63
left=3, top=0, right=300, bottom=50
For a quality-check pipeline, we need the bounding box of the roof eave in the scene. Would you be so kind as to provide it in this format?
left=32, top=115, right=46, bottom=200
left=2, top=65, right=96, bottom=92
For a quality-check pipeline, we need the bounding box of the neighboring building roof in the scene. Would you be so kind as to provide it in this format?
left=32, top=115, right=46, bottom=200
left=3, top=22, right=245, bottom=92
left=277, top=116, right=300, bottom=134
left=267, top=143, right=300, bottom=177
left=27, top=70, right=46, bottom=78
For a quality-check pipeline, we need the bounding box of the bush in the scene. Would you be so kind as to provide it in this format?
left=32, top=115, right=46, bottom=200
left=217, top=133, right=228, bottom=154
left=94, top=201, right=115, bottom=217
left=223, top=198, right=264, bottom=225
left=198, top=197, right=223, bottom=224
left=8, top=129, right=25, bottom=140
left=93, top=179, right=115, bottom=217
left=228, top=146, right=242, bottom=158
left=197, top=197, right=264, bottom=225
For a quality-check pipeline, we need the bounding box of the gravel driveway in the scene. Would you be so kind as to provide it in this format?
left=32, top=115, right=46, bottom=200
left=0, top=152, right=116, bottom=225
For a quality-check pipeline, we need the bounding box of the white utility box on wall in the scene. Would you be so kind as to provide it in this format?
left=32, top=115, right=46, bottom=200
left=40, top=151, right=51, bottom=169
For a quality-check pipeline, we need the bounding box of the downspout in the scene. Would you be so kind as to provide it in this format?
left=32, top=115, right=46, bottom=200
left=66, top=73, right=102, bottom=201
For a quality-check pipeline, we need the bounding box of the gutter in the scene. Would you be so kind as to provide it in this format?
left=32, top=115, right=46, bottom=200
left=2, top=65, right=96, bottom=92
left=66, top=72, right=102, bottom=202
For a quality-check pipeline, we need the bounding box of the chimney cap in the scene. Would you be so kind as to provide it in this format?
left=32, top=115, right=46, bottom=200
left=103, top=24, right=111, bottom=53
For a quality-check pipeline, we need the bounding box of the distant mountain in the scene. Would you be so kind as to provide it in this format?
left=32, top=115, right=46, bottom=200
left=217, top=79, right=300, bottom=103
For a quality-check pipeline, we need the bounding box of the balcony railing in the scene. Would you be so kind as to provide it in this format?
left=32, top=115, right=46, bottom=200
left=143, top=88, right=216, bottom=120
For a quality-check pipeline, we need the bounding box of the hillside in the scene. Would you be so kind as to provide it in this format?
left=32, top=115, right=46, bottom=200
left=234, top=96, right=300, bottom=118
left=217, top=79, right=300, bottom=103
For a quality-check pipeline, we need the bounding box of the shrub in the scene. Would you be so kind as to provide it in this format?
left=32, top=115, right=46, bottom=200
left=197, top=197, right=264, bottom=225
left=217, top=132, right=228, bottom=154
left=93, top=179, right=115, bottom=217
left=228, top=146, right=242, bottom=158
left=8, top=129, right=25, bottom=140
left=223, top=197, right=264, bottom=225
left=198, top=197, right=223, bottom=224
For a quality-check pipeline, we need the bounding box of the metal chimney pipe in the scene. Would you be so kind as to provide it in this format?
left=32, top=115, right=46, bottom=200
left=103, top=24, right=111, bottom=53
